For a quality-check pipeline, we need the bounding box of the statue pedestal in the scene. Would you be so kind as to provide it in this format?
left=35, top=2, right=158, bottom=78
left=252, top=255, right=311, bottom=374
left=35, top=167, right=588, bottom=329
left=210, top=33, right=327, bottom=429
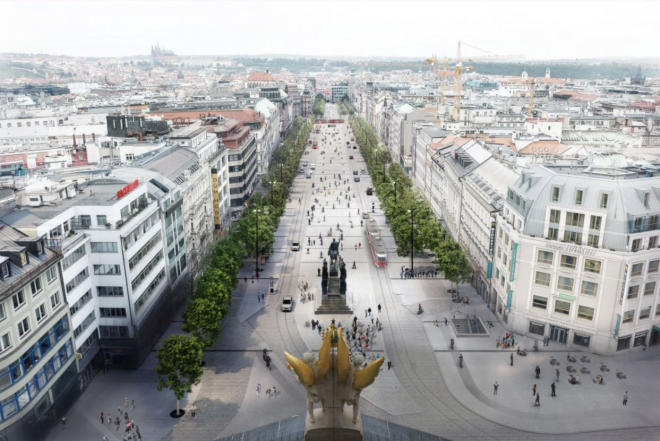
left=304, top=406, right=363, bottom=441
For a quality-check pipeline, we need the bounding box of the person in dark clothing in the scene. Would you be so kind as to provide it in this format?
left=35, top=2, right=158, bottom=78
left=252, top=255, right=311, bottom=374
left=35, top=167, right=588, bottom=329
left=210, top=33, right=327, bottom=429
left=551, top=382, right=556, bottom=397
left=510, top=353, right=514, bottom=366
left=535, top=365, right=541, bottom=379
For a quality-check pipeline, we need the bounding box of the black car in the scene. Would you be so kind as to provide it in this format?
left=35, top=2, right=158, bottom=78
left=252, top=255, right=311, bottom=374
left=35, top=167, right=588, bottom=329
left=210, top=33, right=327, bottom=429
left=353, top=170, right=358, bottom=175
left=354, top=176, right=360, bottom=182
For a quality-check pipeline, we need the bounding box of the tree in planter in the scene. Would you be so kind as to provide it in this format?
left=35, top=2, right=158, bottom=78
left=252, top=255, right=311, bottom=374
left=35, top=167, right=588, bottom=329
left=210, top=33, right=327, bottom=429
left=155, top=334, right=203, bottom=417
left=182, top=297, right=224, bottom=348
left=435, top=241, right=473, bottom=294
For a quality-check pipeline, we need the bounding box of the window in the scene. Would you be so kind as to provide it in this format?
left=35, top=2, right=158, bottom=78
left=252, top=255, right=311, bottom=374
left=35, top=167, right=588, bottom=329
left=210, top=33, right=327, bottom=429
left=537, top=250, right=553, bottom=265
left=46, top=266, right=57, bottom=284
left=563, top=231, right=582, bottom=245
left=0, top=333, right=11, bottom=352
left=96, top=215, right=107, bottom=226
left=617, top=335, right=631, bottom=351
left=580, top=280, right=598, bottom=296
left=552, top=187, right=560, bottom=202
left=90, top=242, right=118, bottom=253
left=1, top=262, right=9, bottom=279
left=649, top=216, right=659, bottom=231
left=573, top=333, right=591, bottom=348
left=650, top=237, right=658, bottom=248
left=627, top=286, right=639, bottom=299
left=554, top=300, right=571, bottom=315
left=560, top=255, right=577, bottom=270
left=17, top=317, right=30, bottom=338
left=532, top=296, right=547, bottom=310
left=100, top=308, right=127, bottom=318
left=577, top=305, right=594, bottom=320
left=549, top=209, right=560, bottom=223
left=643, top=192, right=650, bottom=208
left=639, top=306, right=651, bottom=320
left=557, top=276, right=574, bottom=292
left=565, top=212, right=584, bottom=227
left=622, top=310, right=635, bottom=324
left=535, top=271, right=551, bottom=287
left=73, top=311, right=96, bottom=338
left=50, top=291, right=61, bottom=309
left=649, top=260, right=660, bottom=273
left=575, top=189, right=583, bottom=205
left=631, top=239, right=642, bottom=252
left=69, top=290, right=93, bottom=316
left=66, top=268, right=89, bottom=292
left=131, top=251, right=164, bottom=291
left=644, top=282, right=656, bottom=296
left=30, top=277, right=42, bottom=296
left=587, top=234, right=600, bottom=248
left=528, top=321, right=545, bottom=336
left=97, top=286, right=124, bottom=297
left=80, top=215, right=91, bottom=228
left=62, top=245, right=86, bottom=270
left=93, top=265, right=121, bottom=276
left=589, top=216, right=602, bottom=230
left=35, top=304, right=47, bottom=323
left=584, top=259, right=601, bottom=274
left=12, top=291, right=26, bottom=310
left=0, top=303, right=4, bottom=322
left=547, top=227, right=559, bottom=241
left=631, top=263, right=644, bottom=277
left=128, top=233, right=162, bottom=269
left=99, top=326, right=129, bottom=339
left=633, top=218, right=643, bottom=233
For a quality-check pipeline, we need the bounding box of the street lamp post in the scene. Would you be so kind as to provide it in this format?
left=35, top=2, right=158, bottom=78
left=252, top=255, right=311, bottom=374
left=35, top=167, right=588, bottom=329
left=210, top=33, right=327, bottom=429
left=392, top=181, right=398, bottom=204
left=408, top=208, right=414, bottom=274
left=254, top=209, right=261, bottom=275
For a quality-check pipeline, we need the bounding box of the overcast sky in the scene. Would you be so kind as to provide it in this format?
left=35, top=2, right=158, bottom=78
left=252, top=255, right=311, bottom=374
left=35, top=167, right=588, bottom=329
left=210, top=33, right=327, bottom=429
left=3, top=1, right=659, bottom=60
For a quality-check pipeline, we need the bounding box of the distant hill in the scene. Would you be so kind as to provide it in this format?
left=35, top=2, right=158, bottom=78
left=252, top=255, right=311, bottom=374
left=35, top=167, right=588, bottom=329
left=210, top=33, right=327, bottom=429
left=0, top=60, right=43, bottom=80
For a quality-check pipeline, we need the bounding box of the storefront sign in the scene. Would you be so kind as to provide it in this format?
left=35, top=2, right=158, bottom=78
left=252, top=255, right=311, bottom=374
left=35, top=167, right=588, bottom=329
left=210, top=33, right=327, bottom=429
left=507, top=289, right=513, bottom=309
left=487, top=261, right=493, bottom=279
left=116, top=179, right=139, bottom=199
left=619, top=264, right=629, bottom=305
left=488, top=221, right=496, bottom=256
left=211, top=168, right=221, bottom=230
left=557, top=293, right=577, bottom=301
left=546, top=242, right=596, bottom=256
left=614, top=314, right=621, bottom=338
left=509, top=242, right=517, bottom=282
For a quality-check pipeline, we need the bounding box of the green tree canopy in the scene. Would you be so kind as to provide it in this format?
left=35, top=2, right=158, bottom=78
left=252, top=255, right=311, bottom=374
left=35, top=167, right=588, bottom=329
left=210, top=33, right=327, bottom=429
left=155, top=335, right=203, bottom=415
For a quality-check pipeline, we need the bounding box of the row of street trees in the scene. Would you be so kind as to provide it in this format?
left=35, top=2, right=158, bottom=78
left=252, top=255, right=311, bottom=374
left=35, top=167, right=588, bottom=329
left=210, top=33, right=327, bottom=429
left=349, top=115, right=472, bottom=291
left=312, top=94, right=326, bottom=117
left=155, top=117, right=313, bottom=416
left=337, top=96, right=355, bottom=116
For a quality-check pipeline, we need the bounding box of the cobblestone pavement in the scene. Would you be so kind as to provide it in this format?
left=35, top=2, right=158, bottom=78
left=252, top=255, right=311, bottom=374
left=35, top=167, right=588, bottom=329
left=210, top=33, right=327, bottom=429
left=44, top=106, right=660, bottom=441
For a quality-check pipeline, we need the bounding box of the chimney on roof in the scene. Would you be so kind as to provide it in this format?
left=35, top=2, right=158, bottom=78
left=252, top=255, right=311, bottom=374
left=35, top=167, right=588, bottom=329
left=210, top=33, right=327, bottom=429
left=82, top=133, right=86, bottom=145
left=72, top=134, right=77, bottom=148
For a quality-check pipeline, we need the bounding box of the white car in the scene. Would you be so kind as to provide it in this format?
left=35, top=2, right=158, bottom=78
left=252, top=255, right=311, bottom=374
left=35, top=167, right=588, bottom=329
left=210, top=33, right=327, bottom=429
left=291, top=241, right=300, bottom=251
left=310, top=163, right=316, bottom=170
left=281, top=296, right=293, bottom=312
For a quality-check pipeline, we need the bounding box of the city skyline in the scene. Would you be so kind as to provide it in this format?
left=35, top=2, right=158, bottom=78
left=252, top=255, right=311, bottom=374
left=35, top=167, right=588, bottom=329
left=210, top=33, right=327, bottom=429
left=4, top=1, right=660, bottom=60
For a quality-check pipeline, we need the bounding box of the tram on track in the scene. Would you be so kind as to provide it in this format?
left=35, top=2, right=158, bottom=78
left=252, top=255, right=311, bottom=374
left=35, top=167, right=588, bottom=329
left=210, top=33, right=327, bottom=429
left=365, top=219, right=387, bottom=267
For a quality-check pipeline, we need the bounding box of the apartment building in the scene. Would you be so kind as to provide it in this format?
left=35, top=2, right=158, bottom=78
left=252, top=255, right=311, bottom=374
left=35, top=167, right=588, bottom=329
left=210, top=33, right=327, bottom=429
left=4, top=180, right=170, bottom=369
left=0, top=227, right=76, bottom=439
left=493, top=165, right=660, bottom=355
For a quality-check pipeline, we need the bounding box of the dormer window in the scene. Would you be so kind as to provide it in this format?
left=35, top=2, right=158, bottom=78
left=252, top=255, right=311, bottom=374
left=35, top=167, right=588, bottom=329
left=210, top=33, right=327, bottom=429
left=575, top=189, right=583, bottom=205
left=644, top=192, right=650, bottom=209
left=19, top=252, right=27, bottom=266
left=1, top=262, right=9, bottom=279
left=600, top=193, right=609, bottom=209
left=552, top=187, right=560, bottom=202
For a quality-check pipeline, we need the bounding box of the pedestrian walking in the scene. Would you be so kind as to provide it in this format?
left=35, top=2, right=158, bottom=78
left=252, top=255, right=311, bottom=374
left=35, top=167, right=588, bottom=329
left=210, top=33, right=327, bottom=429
left=191, top=403, right=196, bottom=419
left=368, top=307, right=372, bottom=316
left=124, top=411, right=129, bottom=422
left=103, top=436, right=108, bottom=441
left=273, top=386, right=277, bottom=395
left=108, top=415, right=112, bottom=424
left=623, top=391, right=628, bottom=406
left=101, top=412, right=105, bottom=424
left=535, top=365, right=541, bottom=379
left=378, top=304, right=382, bottom=313
left=493, top=382, right=499, bottom=395
left=104, top=359, right=110, bottom=373
left=365, top=309, right=368, bottom=318
left=124, top=397, right=129, bottom=408
left=262, top=293, right=265, bottom=301
left=510, top=353, right=513, bottom=366
left=535, top=393, right=540, bottom=407
left=130, top=399, right=135, bottom=411
left=258, top=294, right=261, bottom=303
left=266, top=388, right=272, bottom=399
left=551, top=382, right=556, bottom=397
left=387, top=361, right=392, bottom=370
left=556, top=368, right=560, bottom=382
left=116, top=417, right=120, bottom=430
left=256, top=383, right=261, bottom=396
left=532, top=384, right=537, bottom=396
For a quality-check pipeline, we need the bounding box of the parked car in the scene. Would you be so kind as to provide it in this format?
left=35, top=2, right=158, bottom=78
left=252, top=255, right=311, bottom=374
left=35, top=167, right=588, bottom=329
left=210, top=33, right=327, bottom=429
left=366, top=187, right=373, bottom=195
left=310, top=163, right=316, bottom=170
left=302, top=162, right=308, bottom=167
left=362, top=212, right=370, bottom=219
left=360, top=169, right=367, bottom=174
left=298, top=169, right=305, bottom=174
left=354, top=176, right=360, bottom=182
left=291, top=241, right=300, bottom=251
left=353, top=170, right=358, bottom=175
left=281, top=296, right=293, bottom=312
left=353, top=146, right=357, bottom=149
left=349, top=155, right=354, bottom=160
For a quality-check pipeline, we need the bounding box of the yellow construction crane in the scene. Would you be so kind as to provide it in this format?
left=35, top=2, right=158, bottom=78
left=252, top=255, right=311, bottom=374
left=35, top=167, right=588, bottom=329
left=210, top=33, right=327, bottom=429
left=425, top=42, right=524, bottom=122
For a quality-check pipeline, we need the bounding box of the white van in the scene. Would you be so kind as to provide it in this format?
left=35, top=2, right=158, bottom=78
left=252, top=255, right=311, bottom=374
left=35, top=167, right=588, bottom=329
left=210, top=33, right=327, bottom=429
left=306, top=171, right=312, bottom=179
left=310, top=163, right=316, bottom=170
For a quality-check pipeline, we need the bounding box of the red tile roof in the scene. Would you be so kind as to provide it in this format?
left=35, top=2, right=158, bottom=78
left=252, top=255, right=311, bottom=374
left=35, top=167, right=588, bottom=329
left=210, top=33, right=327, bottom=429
left=247, top=72, right=275, bottom=82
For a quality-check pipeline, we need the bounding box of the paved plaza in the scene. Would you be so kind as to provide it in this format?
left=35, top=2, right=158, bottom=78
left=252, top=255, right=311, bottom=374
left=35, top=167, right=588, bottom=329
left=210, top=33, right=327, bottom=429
left=43, top=105, right=660, bottom=441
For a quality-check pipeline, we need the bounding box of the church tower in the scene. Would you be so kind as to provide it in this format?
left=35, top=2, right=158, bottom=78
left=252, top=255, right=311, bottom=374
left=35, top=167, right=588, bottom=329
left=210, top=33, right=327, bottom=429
left=545, top=67, right=551, bottom=78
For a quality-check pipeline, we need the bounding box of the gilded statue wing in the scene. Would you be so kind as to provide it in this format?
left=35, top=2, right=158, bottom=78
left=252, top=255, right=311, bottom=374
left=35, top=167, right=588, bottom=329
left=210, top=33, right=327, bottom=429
left=353, top=356, right=385, bottom=390
left=336, top=327, right=350, bottom=383
left=284, top=352, right=315, bottom=387
left=316, top=328, right=332, bottom=381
